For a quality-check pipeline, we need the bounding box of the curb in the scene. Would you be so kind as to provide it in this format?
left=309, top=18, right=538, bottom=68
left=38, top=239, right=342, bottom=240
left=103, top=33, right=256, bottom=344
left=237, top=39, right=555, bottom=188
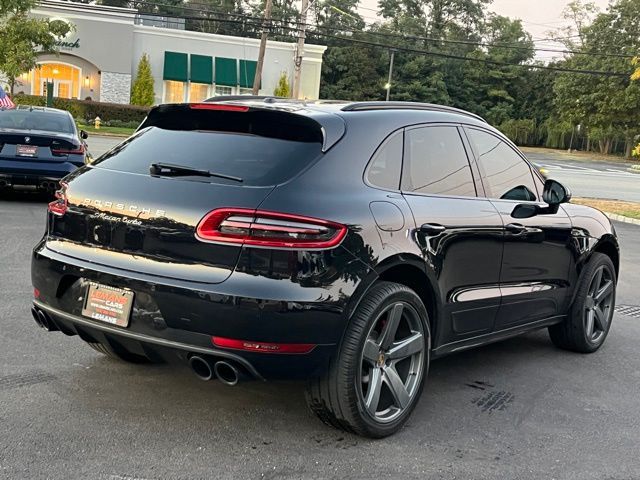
left=603, top=211, right=640, bottom=225
left=89, top=132, right=130, bottom=138
left=628, top=167, right=640, bottom=174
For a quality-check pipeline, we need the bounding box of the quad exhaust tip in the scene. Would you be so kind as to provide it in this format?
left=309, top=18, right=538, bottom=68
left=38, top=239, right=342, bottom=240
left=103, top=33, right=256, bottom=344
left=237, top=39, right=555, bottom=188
left=188, top=355, right=215, bottom=381
left=213, top=360, right=240, bottom=386
left=188, top=355, right=243, bottom=386
left=31, top=307, right=59, bottom=332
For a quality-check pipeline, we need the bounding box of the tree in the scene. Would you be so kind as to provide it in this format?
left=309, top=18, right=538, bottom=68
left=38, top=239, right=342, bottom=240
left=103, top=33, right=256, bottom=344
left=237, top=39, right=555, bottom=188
left=130, top=53, right=155, bottom=106
left=0, top=0, right=71, bottom=93
left=553, top=0, right=640, bottom=157
left=273, top=71, right=291, bottom=97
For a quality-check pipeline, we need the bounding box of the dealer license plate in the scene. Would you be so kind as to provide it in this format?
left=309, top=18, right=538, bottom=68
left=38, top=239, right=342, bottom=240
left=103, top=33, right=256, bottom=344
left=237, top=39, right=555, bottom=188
left=82, top=282, right=135, bottom=327
left=16, top=145, right=38, bottom=157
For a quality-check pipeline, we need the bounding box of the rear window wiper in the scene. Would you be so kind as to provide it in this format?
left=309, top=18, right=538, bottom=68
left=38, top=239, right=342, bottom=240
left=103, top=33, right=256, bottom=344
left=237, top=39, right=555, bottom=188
left=150, top=162, right=243, bottom=182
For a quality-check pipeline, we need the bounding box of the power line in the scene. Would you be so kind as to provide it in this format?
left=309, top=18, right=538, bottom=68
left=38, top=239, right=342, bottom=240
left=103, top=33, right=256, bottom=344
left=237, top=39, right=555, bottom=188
left=135, top=0, right=638, bottom=60
left=132, top=1, right=636, bottom=74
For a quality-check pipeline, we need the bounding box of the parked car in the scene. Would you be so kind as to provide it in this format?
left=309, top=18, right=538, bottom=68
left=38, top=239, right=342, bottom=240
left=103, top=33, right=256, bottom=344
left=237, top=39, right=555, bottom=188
left=0, top=105, right=91, bottom=194
left=31, top=99, right=619, bottom=438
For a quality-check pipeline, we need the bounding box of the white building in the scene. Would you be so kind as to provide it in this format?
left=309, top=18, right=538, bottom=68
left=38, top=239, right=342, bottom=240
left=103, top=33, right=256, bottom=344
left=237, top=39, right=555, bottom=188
left=19, top=0, right=326, bottom=104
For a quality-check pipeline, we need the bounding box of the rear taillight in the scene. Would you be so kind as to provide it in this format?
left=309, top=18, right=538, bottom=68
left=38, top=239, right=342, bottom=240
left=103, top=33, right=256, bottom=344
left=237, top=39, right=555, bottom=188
left=51, top=144, right=85, bottom=156
left=195, top=208, right=347, bottom=249
left=47, top=182, right=68, bottom=216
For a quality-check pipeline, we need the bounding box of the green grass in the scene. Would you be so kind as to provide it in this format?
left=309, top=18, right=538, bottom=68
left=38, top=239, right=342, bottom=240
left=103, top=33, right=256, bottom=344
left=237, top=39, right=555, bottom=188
left=77, top=124, right=135, bottom=137
left=573, top=198, right=640, bottom=220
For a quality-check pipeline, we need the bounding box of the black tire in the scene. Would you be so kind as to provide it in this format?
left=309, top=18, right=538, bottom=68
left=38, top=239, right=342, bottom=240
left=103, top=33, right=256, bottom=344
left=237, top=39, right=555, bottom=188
left=549, top=253, right=616, bottom=353
left=85, top=341, right=153, bottom=364
left=305, top=281, right=431, bottom=438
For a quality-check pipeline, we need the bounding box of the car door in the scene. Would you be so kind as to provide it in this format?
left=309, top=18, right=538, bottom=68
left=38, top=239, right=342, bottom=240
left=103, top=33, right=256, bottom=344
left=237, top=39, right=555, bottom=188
left=463, top=126, right=573, bottom=330
left=400, top=124, right=505, bottom=346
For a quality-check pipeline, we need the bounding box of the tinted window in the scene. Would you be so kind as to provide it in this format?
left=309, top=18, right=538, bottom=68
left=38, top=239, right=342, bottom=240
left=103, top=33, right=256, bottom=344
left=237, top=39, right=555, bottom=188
left=92, top=127, right=323, bottom=187
left=0, top=110, right=74, bottom=133
left=366, top=132, right=403, bottom=190
left=401, top=126, right=476, bottom=197
left=466, top=128, right=538, bottom=201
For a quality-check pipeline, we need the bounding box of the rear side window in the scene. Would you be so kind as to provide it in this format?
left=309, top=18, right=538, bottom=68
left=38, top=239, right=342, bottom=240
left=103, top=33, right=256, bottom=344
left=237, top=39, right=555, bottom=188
left=0, top=110, right=74, bottom=133
left=465, top=128, right=538, bottom=202
left=401, top=126, right=476, bottom=197
left=366, top=132, right=403, bottom=190
left=92, top=108, right=324, bottom=187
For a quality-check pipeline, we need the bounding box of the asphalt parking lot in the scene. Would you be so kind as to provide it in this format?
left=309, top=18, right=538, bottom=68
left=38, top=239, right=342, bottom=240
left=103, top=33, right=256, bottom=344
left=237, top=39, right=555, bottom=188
left=1, top=140, right=640, bottom=479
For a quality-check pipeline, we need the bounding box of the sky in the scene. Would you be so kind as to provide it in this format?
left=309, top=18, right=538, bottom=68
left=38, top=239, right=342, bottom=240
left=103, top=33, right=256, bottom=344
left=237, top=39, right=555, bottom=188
left=357, top=0, right=611, bottom=61
left=489, top=0, right=609, bottom=60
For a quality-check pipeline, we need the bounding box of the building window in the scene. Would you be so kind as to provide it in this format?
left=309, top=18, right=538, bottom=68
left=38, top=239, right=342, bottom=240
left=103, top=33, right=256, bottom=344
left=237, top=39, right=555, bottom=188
left=238, top=87, right=253, bottom=96
left=189, top=83, right=210, bottom=102
left=164, top=80, right=185, bottom=103
left=33, top=63, right=81, bottom=99
left=214, top=85, right=234, bottom=96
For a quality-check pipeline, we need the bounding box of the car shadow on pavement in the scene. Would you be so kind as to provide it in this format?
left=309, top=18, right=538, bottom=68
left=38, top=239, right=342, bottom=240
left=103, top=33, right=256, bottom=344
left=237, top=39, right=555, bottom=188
left=57, top=328, right=573, bottom=443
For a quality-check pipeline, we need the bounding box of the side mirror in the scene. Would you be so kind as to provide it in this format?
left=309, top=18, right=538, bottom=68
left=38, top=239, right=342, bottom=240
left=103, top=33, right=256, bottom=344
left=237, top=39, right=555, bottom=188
left=80, top=130, right=88, bottom=140
left=542, top=179, right=571, bottom=206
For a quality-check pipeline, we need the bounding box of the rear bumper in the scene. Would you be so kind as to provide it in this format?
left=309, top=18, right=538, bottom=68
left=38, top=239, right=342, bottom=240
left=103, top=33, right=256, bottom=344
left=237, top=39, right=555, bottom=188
left=0, top=158, right=79, bottom=188
left=31, top=240, right=350, bottom=380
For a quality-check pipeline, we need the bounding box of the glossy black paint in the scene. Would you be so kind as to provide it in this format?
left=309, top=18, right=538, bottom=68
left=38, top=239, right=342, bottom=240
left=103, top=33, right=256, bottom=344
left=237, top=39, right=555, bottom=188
left=31, top=100, right=619, bottom=379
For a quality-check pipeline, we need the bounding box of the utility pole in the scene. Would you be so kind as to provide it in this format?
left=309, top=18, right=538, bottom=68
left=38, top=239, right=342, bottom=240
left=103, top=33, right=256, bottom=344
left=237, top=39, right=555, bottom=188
left=252, top=0, right=273, bottom=95
left=292, top=0, right=310, bottom=99
left=385, top=49, right=395, bottom=102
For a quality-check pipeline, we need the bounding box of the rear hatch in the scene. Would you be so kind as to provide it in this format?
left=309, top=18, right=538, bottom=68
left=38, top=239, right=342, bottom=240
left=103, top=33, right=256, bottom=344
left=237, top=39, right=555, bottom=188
left=47, top=103, right=342, bottom=284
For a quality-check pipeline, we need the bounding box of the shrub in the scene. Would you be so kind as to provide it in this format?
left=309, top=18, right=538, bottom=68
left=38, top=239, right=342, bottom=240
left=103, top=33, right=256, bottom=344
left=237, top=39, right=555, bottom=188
left=12, top=94, right=150, bottom=123
left=273, top=72, right=291, bottom=98
left=131, top=54, right=155, bottom=107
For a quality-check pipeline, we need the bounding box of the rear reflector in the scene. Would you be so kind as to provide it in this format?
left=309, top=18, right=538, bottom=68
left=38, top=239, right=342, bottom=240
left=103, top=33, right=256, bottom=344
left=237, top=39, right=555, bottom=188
left=195, top=208, right=347, bottom=249
left=189, top=103, right=249, bottom=112
left=47, top=182, right=68, bottom=216
left=212, top=336, right=316, bottom=354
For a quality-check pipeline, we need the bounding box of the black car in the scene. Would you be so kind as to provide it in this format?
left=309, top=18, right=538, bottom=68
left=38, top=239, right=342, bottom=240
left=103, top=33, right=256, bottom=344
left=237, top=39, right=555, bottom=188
left=31, top=99, right=619, bottom=438
left=0, top=106, right=90, bottom=193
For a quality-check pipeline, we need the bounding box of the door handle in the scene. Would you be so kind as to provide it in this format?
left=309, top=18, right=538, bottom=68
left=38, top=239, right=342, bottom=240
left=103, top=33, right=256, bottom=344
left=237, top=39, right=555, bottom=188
left=505, top=223, right=526, bottom=234
left=419, top=223, right=446, bottom=235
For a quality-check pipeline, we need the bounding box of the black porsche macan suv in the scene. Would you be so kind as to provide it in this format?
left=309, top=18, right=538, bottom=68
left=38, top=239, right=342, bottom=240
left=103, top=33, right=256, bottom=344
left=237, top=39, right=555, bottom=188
left=31, top=98, right=619, bottom=438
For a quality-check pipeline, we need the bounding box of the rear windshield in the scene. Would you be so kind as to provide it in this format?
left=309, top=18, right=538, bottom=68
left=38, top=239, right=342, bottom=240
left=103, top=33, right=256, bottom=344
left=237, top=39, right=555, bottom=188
left=92, top=110, right=324, bottom=186
left=0, top=110, right=74, bottom=133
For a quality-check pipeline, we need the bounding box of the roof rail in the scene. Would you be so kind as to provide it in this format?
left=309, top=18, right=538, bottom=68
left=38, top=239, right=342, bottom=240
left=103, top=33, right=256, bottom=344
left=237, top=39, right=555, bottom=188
left=340, top=101, right=486, bottom=123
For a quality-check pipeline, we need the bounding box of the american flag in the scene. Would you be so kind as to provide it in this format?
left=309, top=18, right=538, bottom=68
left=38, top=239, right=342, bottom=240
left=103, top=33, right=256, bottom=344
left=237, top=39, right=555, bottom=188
left=0, top=85, right=16, bottom=109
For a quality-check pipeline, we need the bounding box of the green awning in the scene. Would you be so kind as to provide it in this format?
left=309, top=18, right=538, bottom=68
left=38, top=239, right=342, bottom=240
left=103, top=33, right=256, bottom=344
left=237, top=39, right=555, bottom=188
left=239, top=60, right=258, bottom=88
left=215, top=57, right=238, bottom=86
left=190, top=55, right=213, bottom=84
left=163, top=51, right=188, bottom=82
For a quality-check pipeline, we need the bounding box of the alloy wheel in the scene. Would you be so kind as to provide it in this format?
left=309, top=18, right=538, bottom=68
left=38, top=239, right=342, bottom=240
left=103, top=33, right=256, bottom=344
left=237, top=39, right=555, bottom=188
left=358, top=301, right=426, bottom=423
left=584, top=265, right=615, bottom=344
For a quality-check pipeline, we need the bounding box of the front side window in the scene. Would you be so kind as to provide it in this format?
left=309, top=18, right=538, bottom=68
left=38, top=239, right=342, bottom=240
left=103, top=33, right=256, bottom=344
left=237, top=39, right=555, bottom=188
left=366, top=132, right=403, bottom=190
left=164, top=80, right=185, bottom=103
left=465, top=128, right=537, bottom=202
left=401, top=126, right=476, bottom=197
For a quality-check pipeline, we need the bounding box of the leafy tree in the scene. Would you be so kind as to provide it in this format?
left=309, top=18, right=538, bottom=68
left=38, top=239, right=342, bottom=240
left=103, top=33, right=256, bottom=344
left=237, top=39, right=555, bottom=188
left=0, top=0, right=71, bottom=93
left=185, top=0, right=248, bottom=36
left=273, top=71, right=291, bottom=97
left=98, top=0, right=131, bottom=7
left=130, top=53, right=155, bottom=106
left=553, top=0, right=640, bottom=157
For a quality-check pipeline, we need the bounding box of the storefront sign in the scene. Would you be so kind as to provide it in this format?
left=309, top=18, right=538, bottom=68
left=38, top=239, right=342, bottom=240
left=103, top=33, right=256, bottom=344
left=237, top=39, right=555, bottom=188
left=55, top=38, right=80, bottom=50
